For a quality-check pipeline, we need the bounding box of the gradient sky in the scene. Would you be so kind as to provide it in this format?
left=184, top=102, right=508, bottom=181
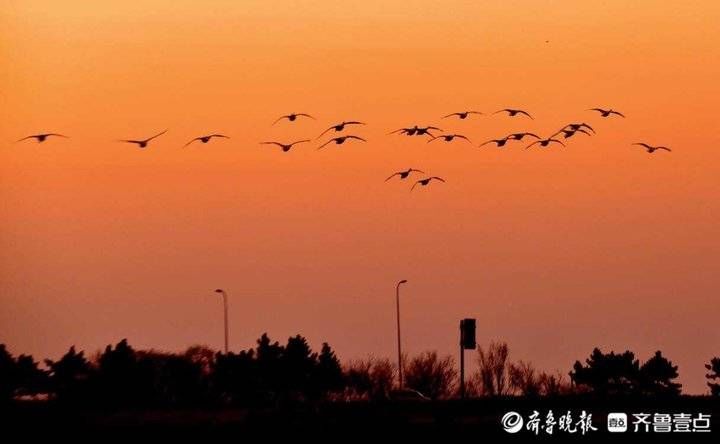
left=1, top=1, right=719, bottom=393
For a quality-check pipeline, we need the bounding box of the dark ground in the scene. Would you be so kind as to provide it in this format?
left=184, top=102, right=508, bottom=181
left=4, top=396, right=719, bottom=441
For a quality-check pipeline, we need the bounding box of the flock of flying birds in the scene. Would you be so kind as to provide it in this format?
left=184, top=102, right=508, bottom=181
left=14, top=107, right=671, bottom=192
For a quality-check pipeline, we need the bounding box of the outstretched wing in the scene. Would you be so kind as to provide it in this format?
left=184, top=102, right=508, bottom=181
left=15, top=135, right=36, bottom=142
left=347, top=135, right=367, bottom=142
left=633, top=142, right=652, bottom=149
left=297, top=113, right=315, bottom=120
left=657, top=146, right=671, bottom=152
left=580, top=123, right=595, bottom=133
left=290, top=139, right=311, bottom=146
left=411, top=180, right=421, bottom=191
left=344, top=121, right=365, bottom=125
left=385, top=172, right=400, bottom=182
left=610, top=110, right=626, bottom=117
left=184, top=137, right=201, bottom=147
left=431, top=177, right=446, bottom=183
left=209, top=134, right=230, bottom=139
left=317, top=139, right=333, bottom=150
left=260, top=141, right=284, bottom=148
left=493, top=109, right=509, bottom=115
left=146, top=129, right=168, bottom=142
left=455, top=135, right=471, bottom=143
left=525, top=141, right=540, bottom=150
left=549, top=139, right=566, bottom=147
left=479, top=139, right=498, bottom=147
left=409, top=168, right=425, bottom=174
left=272, top=115, right=289, bottom=125
left=517, top=110, right=533, bottom=119
left=442, top=112, right=461, bottom=119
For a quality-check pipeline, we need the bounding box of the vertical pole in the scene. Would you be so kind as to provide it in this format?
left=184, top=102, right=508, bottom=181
left=223, top=292, right=229, bottom=354
left=396, top=282, right=403, bottom=389
left=460, top=320, right=465, bottom=399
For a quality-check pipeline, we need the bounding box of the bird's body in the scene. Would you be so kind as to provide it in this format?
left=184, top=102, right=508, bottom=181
left=553, top=128, right=591, bottom=139
left=563, top=122, right=595, bottom=134
left=119, top=130, right=167, bottom=148
left=184, top=134, right=229, bottom=147
left=411, top=176, right=446, bottom=191
left=415, top=126, right=441, bottom=137
left=428, top=134, right=471, bottom=144
left=494, top=108, right=533, bottom=119
left=385, top=168, right=425, bottom=181
left=261, top=140, right=310, bottom=152
left=507, top=132, right=540, bottom=141
left=443, top=111, right=482, bottom=120
left=526, top=138, right=565, bottom=149
left=16, top=133, right=68, bottom=143
left=317, top=121, right=365, bottom=139
left=633, top=143, right=671, bottom=153
left=389, top=126, right=440, bottom=137
left=317, top=135, right=366, bottom=150
left=389, top=126, right=418, bottom=136
left=589, top=108, right=625, bottom=118
left=479, top=138, right=510, bottom=148
left=273, top=113, right=315, bottom=125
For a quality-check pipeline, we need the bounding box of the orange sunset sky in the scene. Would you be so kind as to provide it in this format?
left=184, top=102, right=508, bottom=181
left=1, top=1, right=719, bottom=393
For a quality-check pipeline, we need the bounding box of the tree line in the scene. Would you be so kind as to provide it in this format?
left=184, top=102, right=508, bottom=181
left=1, top=336, right=719, bottom=407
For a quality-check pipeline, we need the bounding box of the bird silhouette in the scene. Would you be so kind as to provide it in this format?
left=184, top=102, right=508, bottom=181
left=479, top=138, right=510, bottom=148
left=411, top=176, right=446, bottom=191
left=272, top=113, right=315, bottom=125
left=16, top=133, right=68, bottom=143
left=588, top=108, right=625, bottom=118
left=389, top=126, right=441, bottom=137
left=317, top=135, right=366, bottom=150
left=428, top=134, right=471, bottom=144
left=389, top=126, right=419, bottom=136
left=443, top=111, right=482, bottom=120
left=562, top=122, right=595, bottom=134
left=525, top=138, right=565, bottom=149
left=385, top=168, right=425, bottom=181
left=118, top=130, right=167, bottom=148
left=184, top=134, right=230, bottom=147
left=506, top=132, right=540, bottom=141
left=317, top=121, right=365, bottom=139
left=552, top=128, right=592, bottom=139
left=260, top=140, right=310, bottom=152
left=494, top=108, right=533, bottom=119
left=415, top=126, right=442, bottom=137
left=633, top=142, right=671, bottom=153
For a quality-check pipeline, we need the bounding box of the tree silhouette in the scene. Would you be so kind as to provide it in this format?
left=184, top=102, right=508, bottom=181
left=639, top=351, right=681, bottom=396
left=404, top=351, right=457, bottom=400
left=212, top=349, right=257, bottom=405
left=282, top=335, right=318, bottom=400
left=312, top=343, right=344, bottom=399
left=45, top=346, right=94, bottom=403
left=509, top=360, right=541, bottom=397
left=705, top=357, right=720, bottom=396
left=137, top=350, right=206, bottom=406
left=0, top=344, right=16, bottom=401
left=570, top=348, right=640, bottom=395
left=97, top=339, right=143, bottom=406
left=475, top=341, right=511, bottom=396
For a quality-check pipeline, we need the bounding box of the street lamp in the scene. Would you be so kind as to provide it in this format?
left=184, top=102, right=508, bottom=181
left=214, top=289, right=229, bottom=354
left=396, top=279, right=408, bottom=389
